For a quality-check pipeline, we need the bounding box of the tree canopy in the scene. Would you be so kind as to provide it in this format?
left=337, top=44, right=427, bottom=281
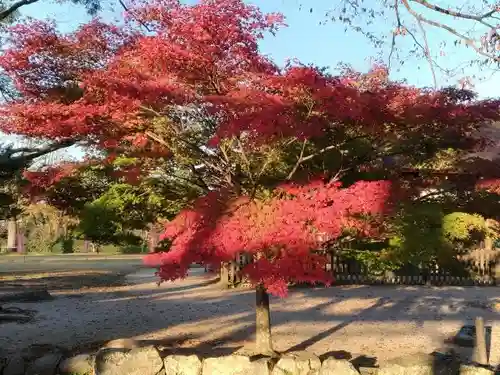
left=1, top=0, right=499, bottom=285
left=0, top=0, right=499, bottom=353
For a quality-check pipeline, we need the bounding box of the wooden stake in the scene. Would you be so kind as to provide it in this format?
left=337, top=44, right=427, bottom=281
left=473, top=316, right=488, bottom=365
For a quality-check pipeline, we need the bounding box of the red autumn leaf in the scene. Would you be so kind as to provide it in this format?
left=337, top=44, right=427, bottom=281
left=145, top=180, right=392, bottom=296
left=0, top=0, right=498, bottom=298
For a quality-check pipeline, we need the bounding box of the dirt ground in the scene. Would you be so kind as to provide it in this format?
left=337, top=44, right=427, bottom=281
left=0, top=254, right=143, bottom=290
left=0, top=254, right=143, bottom=274
left=2, top=266, right=500, bottom=368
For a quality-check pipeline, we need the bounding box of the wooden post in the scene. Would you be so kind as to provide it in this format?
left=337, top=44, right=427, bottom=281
left=6, top=218, right=17, bottom=252
left=473, top=316, right=488, bottom=365
left=220, top=262, right=229, bottom=288
left=229, top=259, right=237, bottom=285
left=16, top=231, right=25, bottom=254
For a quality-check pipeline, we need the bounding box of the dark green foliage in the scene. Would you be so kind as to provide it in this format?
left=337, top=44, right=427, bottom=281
left=44, top=165, right=115, bottom=215
left=342, top=247, right=399, bottom=275
left=60, top=237, right=74, bottom=253
left=68, top=0, right=102, bottom=15
left=386, top=203, right=490, bottom=268
left=153, top=237, right=172, bottom=253
left=389, top=203, right=446, bottom=266
left=120, top=243, right=148, bottom=254
left=76, top=181, right=184, bottom=246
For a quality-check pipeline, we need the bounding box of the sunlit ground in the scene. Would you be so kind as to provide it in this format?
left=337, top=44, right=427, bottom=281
left=1, top=264, right=500, bottom=368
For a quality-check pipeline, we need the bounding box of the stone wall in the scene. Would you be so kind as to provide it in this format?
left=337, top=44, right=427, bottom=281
left=0, top=341, right=495, bottom=375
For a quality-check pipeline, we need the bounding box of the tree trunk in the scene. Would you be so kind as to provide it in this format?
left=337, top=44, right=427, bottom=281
left=6, top=218, right=17, bottom=252
left=255, top=284, right=275, bottom=355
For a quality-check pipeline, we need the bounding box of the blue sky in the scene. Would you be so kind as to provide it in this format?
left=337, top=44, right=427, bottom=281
left=8, top=0, right=500, bottom=157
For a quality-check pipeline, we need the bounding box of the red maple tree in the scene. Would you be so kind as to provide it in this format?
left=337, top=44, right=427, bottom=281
left=146, top=180, right=392, bottom=290
left=0, top=0, right=499, bottom=354
left=0, top=0, right=497, bottom=149
left=144, top=179, right=392, bottom=353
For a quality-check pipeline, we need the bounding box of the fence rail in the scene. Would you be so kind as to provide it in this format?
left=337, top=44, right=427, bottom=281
left=222, top=246, right=500, bottom=287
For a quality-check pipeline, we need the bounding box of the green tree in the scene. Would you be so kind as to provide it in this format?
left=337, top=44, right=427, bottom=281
left=0, top=141, right=76, bottom=251
left=32, top=156, right=201, bottom=249
left=20, top=203, right=76, bottom=253
left=385, top=202, right=494, bottom=274
left=77, top=181, right=187, bottom=247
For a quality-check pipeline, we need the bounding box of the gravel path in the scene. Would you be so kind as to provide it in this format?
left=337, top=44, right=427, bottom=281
left=2, top=268, right=500, bottom=367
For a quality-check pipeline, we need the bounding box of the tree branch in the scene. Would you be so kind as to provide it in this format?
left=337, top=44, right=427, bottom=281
left=388, top=0, right=401, bottom=70
left=301, top=144, right=337, bottom=163
left=189, top=164, right=210, bottom=191
left=10, top=139, right=74, bottom=160
left=286, top=134, right=371, bottom=180
left=390, top=0, right=446, bottom=78
left=0, top=139, right=75, bottom=177
left=410, top=0, right=497, bottom=28
left=236, top=138, right=255, bottom=185
left=398, top=20, right=450, bottom=77
left=145, top=130, right=232, bottom=189
left=117, top=0, right=152, bottom=32
left=254, top=154, right=272, bottom=185
left=145, top=130, right=169, bottom=147
left=168, top=172, right=209, bottom=192
left=328, top=152, right=350, bottom=183
left=0, top=0, right=39, bottom=21
left=415, top=17, right=437, bottom=89
left=401, top=0, right=500, bottom=63
left=286, top=139, right=307, bottom=180
left=145, top=130, right=207, bottom=158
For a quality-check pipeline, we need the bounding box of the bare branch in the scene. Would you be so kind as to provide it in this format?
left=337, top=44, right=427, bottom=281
left=0, top=0, right=39, bottom=21
left=145, top=130, right=169, bottom=147
left=415, top=17, right=437, bottom=89
left=219, top=142, right=230, bottom=163
left=390, top=0, right=442, bottom=87
left=286, top=139, right=307, bottom=180
left=255, top=154, right=273, bottom=182
left=1, top=139, right=76, bottom=174
left=405, top=26, right=451, bottom=76
left=301, top=144, right=338, bottom=163
left=286, top=134, right=372, bottom=180
left=401, top=0, right=500, bottom=63
left=388, top=0, right=401, bottom=70
left=145, top=129, right=209, bottom=158
left=117, top=0, right=152, bottom=32
left=249, top=152, right=273, bottom=198
left=168, top=172, right=209, bottom=192
left=329, top=152, right=348, bottom=182
left=140, top=105, right=164, bottom=117
left=236, top=138, right=255, bottom=185
left=145, top=129, right=233, bottom=190
left=189, top=164, right=210, bottom=191
left=410, top=0, right=497, bottom=28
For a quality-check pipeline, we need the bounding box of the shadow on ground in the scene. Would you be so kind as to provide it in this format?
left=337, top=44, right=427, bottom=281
left=2, top=271, right=500, bottom=372
left=0, top=270, right=129, bottom=290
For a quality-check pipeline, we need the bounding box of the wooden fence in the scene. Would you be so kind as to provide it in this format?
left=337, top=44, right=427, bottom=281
left=222, top=246, right=500, bottom=287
